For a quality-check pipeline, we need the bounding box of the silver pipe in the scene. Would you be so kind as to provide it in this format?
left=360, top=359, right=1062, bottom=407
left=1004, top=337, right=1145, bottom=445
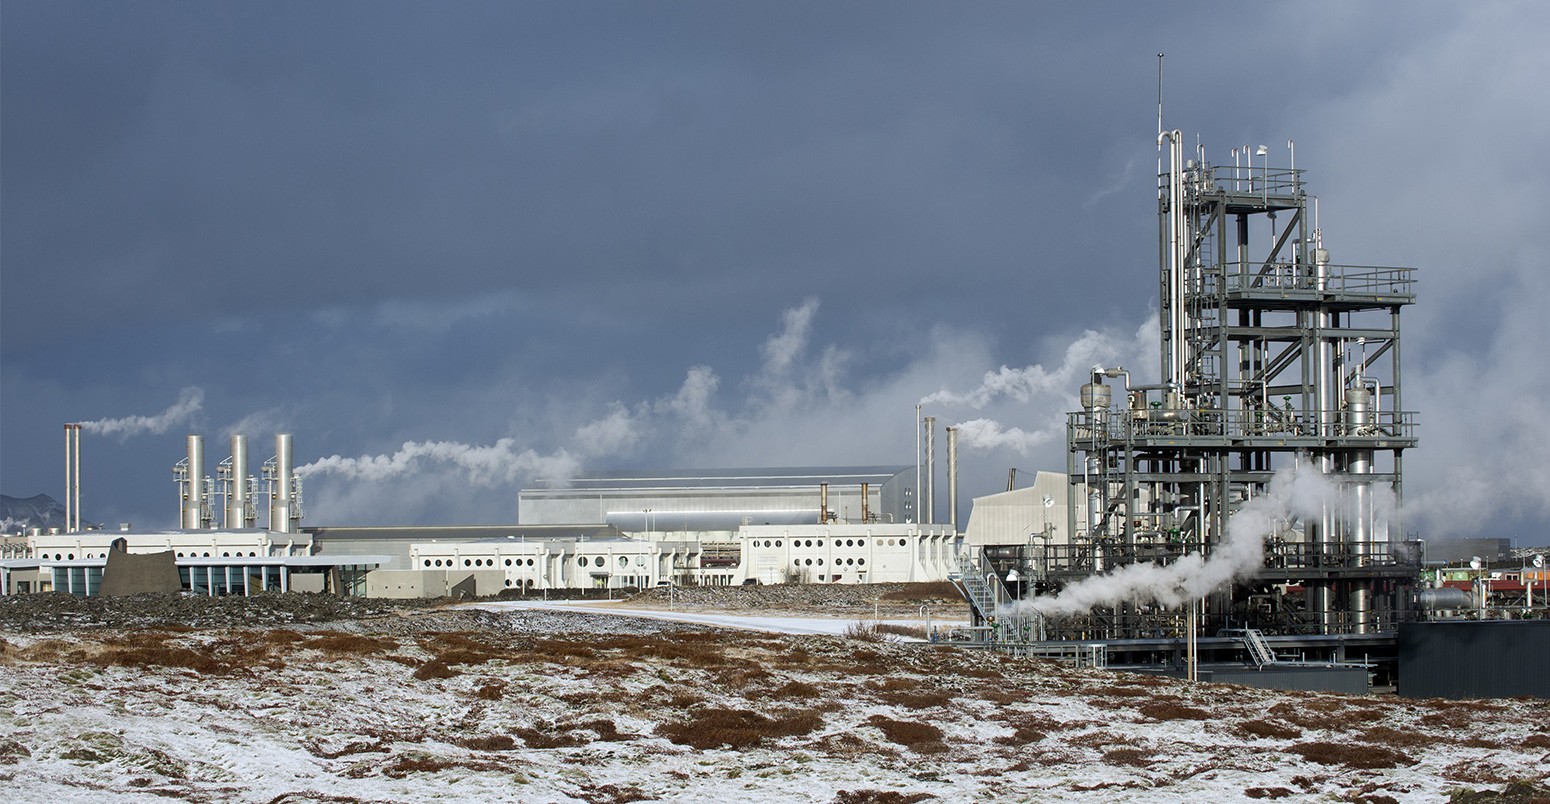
left=64, top=425, right=71, bottom=534
left=227, top=434, right=248, bottom=528
left=947, top=426, right=959, bottom=534
left=271, top=433, right=294, bottom=534
left=183, top=435, right=205, bottom=529
left=923, top=416, right=936, bottom=525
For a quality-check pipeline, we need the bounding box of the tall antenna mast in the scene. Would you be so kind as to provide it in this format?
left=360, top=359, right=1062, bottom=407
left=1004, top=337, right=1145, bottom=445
left=1156, top=53, right=1165, bottom=196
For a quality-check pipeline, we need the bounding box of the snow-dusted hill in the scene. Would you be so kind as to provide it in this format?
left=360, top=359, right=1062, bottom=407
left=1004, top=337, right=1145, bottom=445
left=2, top=601, right=1546, bottom=803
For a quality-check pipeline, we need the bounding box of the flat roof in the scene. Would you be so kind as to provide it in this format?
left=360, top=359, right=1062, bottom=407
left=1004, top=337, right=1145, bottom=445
left=528, top=466, right=911, bottom=492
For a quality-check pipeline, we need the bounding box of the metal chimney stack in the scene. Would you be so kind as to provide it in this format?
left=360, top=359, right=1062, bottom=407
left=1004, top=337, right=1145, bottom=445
left=226, top=434, right=249, bottom=528
left=861, top=482, right=870, bottom=524
left=62, top=424, right=84, bottom=533
left=182, top=435, right=205, bottom=529
left=923, top=416, right=936, bottom=525
left=947, top=426, right=959, bottom=534
left=270, top=433, right=294, bottom=533
left=819, top=483, right=829, bottom=524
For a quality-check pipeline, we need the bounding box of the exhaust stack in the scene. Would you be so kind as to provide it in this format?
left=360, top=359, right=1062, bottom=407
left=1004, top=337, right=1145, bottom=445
left=181, top=434, right=206, bottom=529
left=947, top=426, right=959, bottom=533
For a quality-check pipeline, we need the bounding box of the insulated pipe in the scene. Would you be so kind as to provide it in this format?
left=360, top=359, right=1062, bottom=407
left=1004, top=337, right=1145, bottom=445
left=271, top=433, right=294, bottom=534
left=923, top=416, right=936, bottom=525
left=1159, top=130, right=1187, bottom=387
left=227, top=434, right=248, bottom=529
left=183, top=435, right=205, bottom=529
left=1346, top=384, right=1375, bottom=634
left=63, top=425, right=71, bottom=534
left=946, top=427, right=959, bottom=534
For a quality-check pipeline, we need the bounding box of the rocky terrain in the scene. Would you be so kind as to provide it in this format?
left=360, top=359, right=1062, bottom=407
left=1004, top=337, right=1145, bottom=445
left=0, top=588, right=1546, bottom=803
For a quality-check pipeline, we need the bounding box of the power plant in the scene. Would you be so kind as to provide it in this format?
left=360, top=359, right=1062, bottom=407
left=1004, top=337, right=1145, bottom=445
left=4, top=125, right=1545, bottom=696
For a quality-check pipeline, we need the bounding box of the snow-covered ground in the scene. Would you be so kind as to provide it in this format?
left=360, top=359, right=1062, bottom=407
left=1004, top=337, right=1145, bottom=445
left=1, top=604, right=1546, bottom=803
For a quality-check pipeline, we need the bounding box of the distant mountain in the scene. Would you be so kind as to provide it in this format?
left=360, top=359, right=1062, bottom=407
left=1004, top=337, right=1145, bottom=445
left=0, top=493, right=95, bottom=533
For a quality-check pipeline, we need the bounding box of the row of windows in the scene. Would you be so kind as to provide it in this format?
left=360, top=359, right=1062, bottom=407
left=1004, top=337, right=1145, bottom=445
left=176, top=551, right=261, bottom=558
left=793, top=557, right=866, bottom=567
left=423, top=557, right=542, bottom=568
left=756, top=538, right=912, bottom=549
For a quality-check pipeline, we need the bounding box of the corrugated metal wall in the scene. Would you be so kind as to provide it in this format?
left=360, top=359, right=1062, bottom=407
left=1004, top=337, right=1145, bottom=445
left=1398, top=620, right=1550, bottom=699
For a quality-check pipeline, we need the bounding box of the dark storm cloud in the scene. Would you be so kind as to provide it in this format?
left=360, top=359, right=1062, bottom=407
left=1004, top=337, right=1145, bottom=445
left=4, top=2, right=1547, bottom=541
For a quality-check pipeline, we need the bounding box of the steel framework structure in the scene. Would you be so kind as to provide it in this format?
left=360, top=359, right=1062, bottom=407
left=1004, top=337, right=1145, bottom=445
left=1052, top=135, right=1420, bottom=640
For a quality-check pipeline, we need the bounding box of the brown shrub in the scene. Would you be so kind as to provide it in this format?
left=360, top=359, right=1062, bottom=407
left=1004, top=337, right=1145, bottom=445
left=473, top=679, right=506, bottom=701
left=572, top=718, right=629, bottom=742
left=1102, top=747, right=1152, bottom=767
left=878, top=582, right=961, bottom=602
left=656, top=708, right=824, bottom=750
left=85, top=645, right=226, bottom=675
left=1358, top=726, right=1432, bottom=749
left=458, top=734, right=517, bottom=751
left=766, top=680, right=821, bottom=700
left=513, top=726, right=589, bottom=749
left=412, top=659, right=458, bottom=680
left=308, top=633, right=398, bottom=656
left=1243, top=788, right=1294, bottom=799
left=1521, top=733, right=1550, bottom=749
left=878, top=689, right=952, bottom=710
left=867, top=715, right=946, bottom=753
left=874, top=623, right=928, bottom=640
left=1289, top=741, right=1412, bottom=769
left=832, top=790, right=936, bottom=804
left=1136, top=700, right=1211, bottom=721
left=1236, top=719, right=1302, bottom=740
left=576, top=783, right=652, bottom=804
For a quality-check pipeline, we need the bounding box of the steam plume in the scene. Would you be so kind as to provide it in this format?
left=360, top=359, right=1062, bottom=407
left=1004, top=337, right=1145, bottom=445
left=1012, top=464, right=1340, bottom=616
left=298, top=438, right=581, bottom=487
left=951, top=418, right=1056, bottom=456
left=78, top=387, right=204, bottom=438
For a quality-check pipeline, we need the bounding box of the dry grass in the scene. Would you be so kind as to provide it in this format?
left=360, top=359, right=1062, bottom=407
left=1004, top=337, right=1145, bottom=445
left=308, top=633, right=398, bottom=656
left=832, top=790, right=936, bottom=804
left=1235, top=719, right=1302, bottom=740
left=1136, top=700, right=1212, bottom=721
left=1102, top=747, right=1153, bottom=767
left=657, top=707, right=824, bottom=750
left=866, top=715, right=946, bottom=753
left=1243, top=787, right=1295, bottom=799
left=1288, top=741, right=1413, bottom=769
left=456, top=734, right=517, bottom=751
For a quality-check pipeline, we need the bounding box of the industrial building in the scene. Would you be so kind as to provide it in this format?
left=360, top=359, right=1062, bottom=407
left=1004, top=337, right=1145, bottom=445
left=950, top=130, right=1432, bottom=689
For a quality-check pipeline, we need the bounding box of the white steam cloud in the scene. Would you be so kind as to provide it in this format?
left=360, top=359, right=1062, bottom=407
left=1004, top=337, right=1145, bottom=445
left=919, top=320, right=1155, bottom=408
left=299, top=438, right=580, bottom=486
left=78, top=387, right=204, bottom=438
left=1012, top=464, right=1343, bottom=617
left=950, top=418, right=1056, bottom=456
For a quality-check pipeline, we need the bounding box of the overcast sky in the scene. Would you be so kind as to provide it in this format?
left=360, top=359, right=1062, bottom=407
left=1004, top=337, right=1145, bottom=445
left=3, top=2, right=1547, bottom=545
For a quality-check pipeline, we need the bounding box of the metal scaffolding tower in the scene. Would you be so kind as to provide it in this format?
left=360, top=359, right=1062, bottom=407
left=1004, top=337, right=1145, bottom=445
left=1049, top=134, right=1420, bottom=640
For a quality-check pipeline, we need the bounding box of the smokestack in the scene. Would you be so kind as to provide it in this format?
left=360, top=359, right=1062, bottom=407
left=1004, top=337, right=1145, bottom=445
left=227, top=434, right=248, bottom=528
left=182, top=435, right=205, bottom=529
left=63, top=426, right=71, bottom=534
left=270, top=433, right=295, bottom=533
left=819, top=483, right=829, bottom=524
left=924, top=416, right=936, bottom=525
left=861, top=482, right=870, bottom=524
left=947, top=426, right=959, bottom=534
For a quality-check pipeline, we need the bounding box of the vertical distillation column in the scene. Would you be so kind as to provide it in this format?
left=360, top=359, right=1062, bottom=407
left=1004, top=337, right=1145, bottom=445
left=1159, top=130, right=1189, bottom=389
left=267, top=433, right=296, bottom=534
left=946, top=426, right=959, bottom=533
left=181, top=435, right=206, bottom=529
left=223, top=434, right=250, bottom=528
left=923, top=416, right=936, bottom=526
left=1345, top=377, right=1376, bottom=633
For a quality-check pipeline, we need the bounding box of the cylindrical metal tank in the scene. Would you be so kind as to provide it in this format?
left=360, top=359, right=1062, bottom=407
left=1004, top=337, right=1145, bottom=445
left=1414, top=587, right=1472, bottom=611
left=271, top=433, right=294, bottom=534
left=227, top=434, right=248, bottom=529
left=947, top=426, right=959, bottom=534
left=183, top=434, right=205, bottom=529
